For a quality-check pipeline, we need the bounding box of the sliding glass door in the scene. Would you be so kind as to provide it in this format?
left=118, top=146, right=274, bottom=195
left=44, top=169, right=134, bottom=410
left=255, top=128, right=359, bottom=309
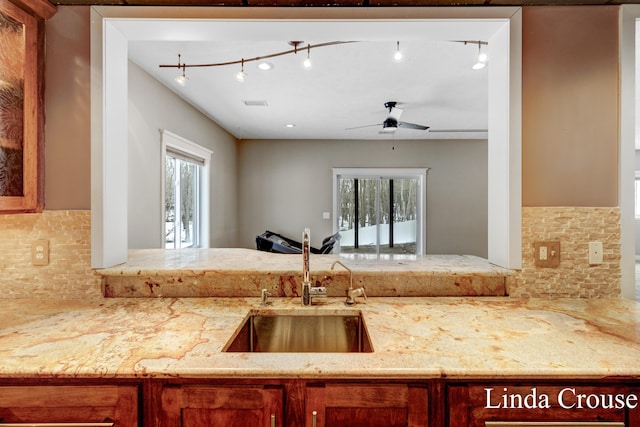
left=333, top=168, right=427, bottom=256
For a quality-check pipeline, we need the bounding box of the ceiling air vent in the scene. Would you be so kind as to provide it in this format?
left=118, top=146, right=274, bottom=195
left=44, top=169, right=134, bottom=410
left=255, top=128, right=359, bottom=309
left=243, top=100, right=269, bottom=107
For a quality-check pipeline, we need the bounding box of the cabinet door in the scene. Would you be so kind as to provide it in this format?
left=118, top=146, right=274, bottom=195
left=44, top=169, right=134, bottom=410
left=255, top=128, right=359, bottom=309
left=0, top=0, right=44, bottom=212
left=305, top=384, right=428, bottom=427
left=0, top=385, right=139, bottom=426
left=160, top=385, right=284, bottom=427
left=448, top=384, right=640, bottom=427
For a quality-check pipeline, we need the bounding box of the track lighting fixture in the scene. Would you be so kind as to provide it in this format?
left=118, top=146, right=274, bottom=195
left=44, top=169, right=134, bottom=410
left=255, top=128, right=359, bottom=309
left=303, top=44, right=312, bottom=70
left=175, top=66, right=187, bottom=86
left=160, top=41, right=353, bottom=81
left=393, top=41, right=403, bottom=63
left=174, top=54, right=187, bottom=86
left=472, top=41, right=488, bottom=70
left=235, top=58, right=247, bottom=82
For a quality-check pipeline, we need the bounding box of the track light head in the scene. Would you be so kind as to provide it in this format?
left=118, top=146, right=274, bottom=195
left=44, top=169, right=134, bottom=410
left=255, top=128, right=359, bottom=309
left=393, top=41, right=403, bottom=63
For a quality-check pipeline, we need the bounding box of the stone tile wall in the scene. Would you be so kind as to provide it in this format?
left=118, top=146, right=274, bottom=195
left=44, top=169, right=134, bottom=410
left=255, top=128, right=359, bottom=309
left=510, top=207, right=621, bottom=297
left=0, top=210, right=101, bottom=298
left=0, top=208, right=622, bottom=299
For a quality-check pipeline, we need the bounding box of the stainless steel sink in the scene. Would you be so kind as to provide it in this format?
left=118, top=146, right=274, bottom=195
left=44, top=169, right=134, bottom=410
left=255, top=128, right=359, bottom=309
left=224, top=311, right=373, bottom=353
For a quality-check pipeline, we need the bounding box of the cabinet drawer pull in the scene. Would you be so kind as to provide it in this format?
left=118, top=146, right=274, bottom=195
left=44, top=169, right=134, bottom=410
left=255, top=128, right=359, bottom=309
left=485, top=423, right=624, bottom=426
left=0, top=424, right=114, bottom=427
left=270, top=413, right=275, bottom=427
left=312, top=410, right=317, bottom=427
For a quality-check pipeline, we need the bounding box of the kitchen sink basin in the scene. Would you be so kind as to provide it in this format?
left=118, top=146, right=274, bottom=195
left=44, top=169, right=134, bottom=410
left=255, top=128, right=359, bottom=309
left=224, top=311, right=373, bottom=353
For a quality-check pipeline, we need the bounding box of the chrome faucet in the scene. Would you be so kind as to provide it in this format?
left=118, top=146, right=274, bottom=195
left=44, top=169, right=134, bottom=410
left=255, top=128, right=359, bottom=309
left=302, top=228, right=326, bottom=306
left=331, top=260, right=367, bottom=306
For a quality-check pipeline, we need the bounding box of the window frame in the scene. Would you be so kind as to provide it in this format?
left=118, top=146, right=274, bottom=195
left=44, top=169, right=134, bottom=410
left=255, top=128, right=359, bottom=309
left=635, top=171, right=640, bottom=220
left=332, top=167, right=428, bottom=255
left=161, top=130, right=212, bottom=249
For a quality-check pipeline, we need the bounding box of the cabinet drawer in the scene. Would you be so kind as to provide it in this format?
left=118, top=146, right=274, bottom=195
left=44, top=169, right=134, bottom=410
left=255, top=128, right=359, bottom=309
left=0, top=385, right=139, bottom=426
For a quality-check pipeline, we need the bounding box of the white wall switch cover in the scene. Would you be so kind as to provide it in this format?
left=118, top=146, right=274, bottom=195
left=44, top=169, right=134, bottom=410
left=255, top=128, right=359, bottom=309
left=322, top=212, right=330, bottom=219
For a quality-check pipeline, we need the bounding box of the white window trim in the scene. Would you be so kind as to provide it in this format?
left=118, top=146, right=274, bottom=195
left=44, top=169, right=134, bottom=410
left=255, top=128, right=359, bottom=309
left=635, top=171, right=640, bottom=220
left=161, top=129, right=212, bottom=248
left=332, top=167, right=428, bottom=255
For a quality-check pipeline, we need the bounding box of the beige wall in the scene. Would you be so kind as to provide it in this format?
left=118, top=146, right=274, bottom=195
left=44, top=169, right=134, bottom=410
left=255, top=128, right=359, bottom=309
left=522, top=6, right=619, bottom=207
left=44, top=6, right=91, bottom=209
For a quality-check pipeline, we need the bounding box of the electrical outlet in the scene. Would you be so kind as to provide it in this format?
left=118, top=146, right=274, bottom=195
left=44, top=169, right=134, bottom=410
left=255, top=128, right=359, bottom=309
left=534, top=241, right=560, bottom=268
left=31, top=239, right=49, bottom=266
left=539, top=246, right=548, bottom=261
left=588, top=241, right=603, bottom=265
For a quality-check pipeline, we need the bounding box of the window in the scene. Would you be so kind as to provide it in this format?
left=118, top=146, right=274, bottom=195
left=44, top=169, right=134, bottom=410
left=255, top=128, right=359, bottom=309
left=333, top=168, right=428, bottom=256
left=162, top=130, right=212, bottom=249
left=635, top=172, right=640, bottom=219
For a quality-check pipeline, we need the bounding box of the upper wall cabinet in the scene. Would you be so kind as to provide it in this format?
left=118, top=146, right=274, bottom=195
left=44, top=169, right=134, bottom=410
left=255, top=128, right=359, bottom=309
left=0, top=0, right=55, bottom=212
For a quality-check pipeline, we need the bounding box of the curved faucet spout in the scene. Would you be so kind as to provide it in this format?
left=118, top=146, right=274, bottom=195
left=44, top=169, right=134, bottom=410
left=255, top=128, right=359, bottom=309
left=331, top=260, right=366, bottom=306
left=331, top=260, right=352, bottom=290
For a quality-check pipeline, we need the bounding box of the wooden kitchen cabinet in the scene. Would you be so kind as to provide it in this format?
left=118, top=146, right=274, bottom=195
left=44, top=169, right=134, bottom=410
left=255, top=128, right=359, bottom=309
left=0, top=384, right=139, bottom=426
left=305, top=383, right=429, bottom=427
left=0, top=0, right=54, bottom=212
left=158, top=384, right=284, bottom=427
left=447, top=383, right=640, bottom=427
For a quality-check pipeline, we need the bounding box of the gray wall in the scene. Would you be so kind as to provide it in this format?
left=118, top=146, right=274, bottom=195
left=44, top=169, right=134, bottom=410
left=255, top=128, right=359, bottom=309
left=237, top=138, right=488, bottom=256
left=128, top=61, right=238, bottom=248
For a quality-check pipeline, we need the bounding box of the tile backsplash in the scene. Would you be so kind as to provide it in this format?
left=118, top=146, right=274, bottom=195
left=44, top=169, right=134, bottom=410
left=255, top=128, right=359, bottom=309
left=0, top=207, right=623, bottom=299
left=510, top=207, right=621, bottom=297
left=0, top=210, right=101, bottom=298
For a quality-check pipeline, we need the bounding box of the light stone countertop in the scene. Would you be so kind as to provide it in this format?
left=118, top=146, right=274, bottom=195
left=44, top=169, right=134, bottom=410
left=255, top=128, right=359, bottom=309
left=98, top=249, right=512, bottom=297
left=0, top=296, right=639, bottom=380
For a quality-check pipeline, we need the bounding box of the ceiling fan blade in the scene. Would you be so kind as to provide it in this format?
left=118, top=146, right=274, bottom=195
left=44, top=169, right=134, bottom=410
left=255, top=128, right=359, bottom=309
left=428, top=129, right=488, bottom=133
left=398, top=121, right=429, bottom=131
left=345, top=123, right=380, bottom=131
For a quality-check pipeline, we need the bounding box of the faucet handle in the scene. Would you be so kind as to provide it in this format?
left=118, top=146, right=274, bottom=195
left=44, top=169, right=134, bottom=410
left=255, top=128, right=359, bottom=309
left=353, top=287, right=367, bottom=300
left=345, top=286, right=366, bottom=305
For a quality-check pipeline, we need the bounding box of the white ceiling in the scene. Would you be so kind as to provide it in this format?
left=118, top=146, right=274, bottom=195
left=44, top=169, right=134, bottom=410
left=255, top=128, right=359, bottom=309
left=127, top=19, right=502, bottom=140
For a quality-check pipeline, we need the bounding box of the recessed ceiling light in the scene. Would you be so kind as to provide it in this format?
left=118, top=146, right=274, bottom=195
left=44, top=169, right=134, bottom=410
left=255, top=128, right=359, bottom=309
left=257, top=61, right=274, bottom=71
left=285, top=124, right=295, bottom=128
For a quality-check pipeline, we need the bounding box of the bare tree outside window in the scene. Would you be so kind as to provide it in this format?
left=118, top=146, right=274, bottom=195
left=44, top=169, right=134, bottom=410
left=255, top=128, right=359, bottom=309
left=338, top=176, right=418, bottom=255
left=165, top=155, right=199, bottom=248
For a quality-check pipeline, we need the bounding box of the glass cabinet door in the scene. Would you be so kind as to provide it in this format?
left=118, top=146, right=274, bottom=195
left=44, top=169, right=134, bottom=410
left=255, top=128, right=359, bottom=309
left=0, top=1, right=43, bottom=212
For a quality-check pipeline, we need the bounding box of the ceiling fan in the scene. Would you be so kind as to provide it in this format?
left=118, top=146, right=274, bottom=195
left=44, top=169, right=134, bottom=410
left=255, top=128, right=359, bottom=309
left=347, top=101, right=430, bottom=133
